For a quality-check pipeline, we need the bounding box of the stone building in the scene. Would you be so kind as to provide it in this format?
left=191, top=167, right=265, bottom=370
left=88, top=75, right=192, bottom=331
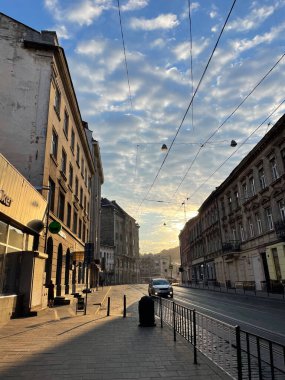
left=180, top=114, right=285, bottom=291
left=0, top=13, right=103, bottom=305
left=100, top=198, right=140, bottom=284
left=140, top=253, right=181, bottom=283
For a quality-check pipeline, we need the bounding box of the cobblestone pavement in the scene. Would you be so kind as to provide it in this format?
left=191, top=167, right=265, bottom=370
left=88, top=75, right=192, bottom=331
left=0, top=285, right=231, bottom=379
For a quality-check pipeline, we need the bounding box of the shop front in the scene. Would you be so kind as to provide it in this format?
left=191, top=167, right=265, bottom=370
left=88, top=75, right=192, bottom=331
left=0, top=154, right=47, bottom=322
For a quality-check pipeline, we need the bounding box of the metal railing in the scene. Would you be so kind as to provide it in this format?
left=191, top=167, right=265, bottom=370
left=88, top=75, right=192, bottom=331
left=153, top=297, right=285, bottom=379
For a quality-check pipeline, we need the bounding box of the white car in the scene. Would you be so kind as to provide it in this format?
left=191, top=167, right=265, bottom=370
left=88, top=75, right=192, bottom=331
left=148, top=278, right=173, bottom=298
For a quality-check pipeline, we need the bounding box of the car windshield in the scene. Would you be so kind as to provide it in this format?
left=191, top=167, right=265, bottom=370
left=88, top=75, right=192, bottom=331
left=153, top=279, right=169, bottom=285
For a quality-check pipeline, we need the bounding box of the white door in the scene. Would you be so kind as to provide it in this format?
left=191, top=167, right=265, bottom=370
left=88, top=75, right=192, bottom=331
left=252, top=256, right=263, bottom=290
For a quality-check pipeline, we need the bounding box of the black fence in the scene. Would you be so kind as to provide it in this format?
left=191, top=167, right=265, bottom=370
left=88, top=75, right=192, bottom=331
left=153, top=297, right=285, bottom=380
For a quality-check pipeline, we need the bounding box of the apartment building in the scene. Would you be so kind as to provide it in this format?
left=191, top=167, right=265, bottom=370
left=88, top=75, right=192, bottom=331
left=180, top=114, right=285, bottom=291
left=0, top=13, right=101, bottom=305
left=100, top=198, right=140, bottom=284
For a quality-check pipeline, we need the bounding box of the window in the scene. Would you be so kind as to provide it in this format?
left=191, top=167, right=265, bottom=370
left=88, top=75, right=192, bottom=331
left=270, top=157, right=279, bottom=181
left=61, top=149, right=67, bottom=175
left=242, top=183, right=248, bottom=200
left=87, top=202, right=90, bottom=217
left=79, top=220, right=82, bottom=239
left=71, top=129, right=75, bottom=152
left=228, top=195, right=232, bottom=213
left=265, top=207, right=274, bottom=230
left=232, top=228, right=236, bottom=240
left=84, top=195, right=86, bottom=211
left=81, top=158, right=84, bottom=177
left=221, top=199, right=225, bottom=216
left=80, top=187, right=83, bottom=206
left=84, top=168, right=87, bottom=186
left=83, top=224, right=86, bottom=242
left=76, top=144, right=80, bottom=166
left=255, top=213, right=263, bottom=234
left=58, top=192, right=65, bottom=221
left=51, top=129, right=58, bottom=159
left=68, top=164, right=73, bottom=188
left=248, top=218, right=254, bottom=238
left=281, top=148, right=285, bottom=171
left=48, top=178, right=56, bottom=213
left=63, top=110, right=69, bottom=137
left=54, top=85, right=61, bottom=115
left=88, top=176, right=91, bottom=191
left=258, top=167, right=266, bottom=190
left=234, top=191, right=239, bottom=208
left=67, top=203, right=72, bottom=228
left=239, top=224, right=245, bottom=242
left=249, top=177, right=256, bottom=196
left=75, top=176, right=79, bottom=198
left=73, top=211, right=78, bottom=234
left=278, top=199, right=285, bottom=221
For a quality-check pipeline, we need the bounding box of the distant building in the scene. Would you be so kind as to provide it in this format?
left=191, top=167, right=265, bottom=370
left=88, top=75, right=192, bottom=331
left=140, top=254, right=181, bottom=283
left=100, top=198, right=140, bottom=284
left=180, top=114, right=285, bottom=291
left=99, top=244, right=115, bottom=285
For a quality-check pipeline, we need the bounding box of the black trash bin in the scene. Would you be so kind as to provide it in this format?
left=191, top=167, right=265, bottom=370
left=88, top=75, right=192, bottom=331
left=138, top=296, right=156, bottom=327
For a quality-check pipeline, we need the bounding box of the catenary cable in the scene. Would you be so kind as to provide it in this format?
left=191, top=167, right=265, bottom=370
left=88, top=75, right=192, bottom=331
left=172, top=51, right=285, bottom=197
left=136, top=0, right=237, bottom=214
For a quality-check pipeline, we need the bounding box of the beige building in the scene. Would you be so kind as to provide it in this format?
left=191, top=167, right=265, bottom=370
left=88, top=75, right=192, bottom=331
left=180, top=114, right=285, bottom=292
left=0, top=154, right=47, bottom=322
left=0, top=13, right=103, bottom=305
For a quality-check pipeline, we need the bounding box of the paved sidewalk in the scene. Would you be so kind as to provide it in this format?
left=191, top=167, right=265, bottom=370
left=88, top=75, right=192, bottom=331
left=0, top=286, right=230, bottom=379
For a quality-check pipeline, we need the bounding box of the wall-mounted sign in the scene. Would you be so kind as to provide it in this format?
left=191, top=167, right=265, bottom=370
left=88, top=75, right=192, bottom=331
left=0, top=189, right=12, bottom=207
left=48, top=221, right=62, bottom=234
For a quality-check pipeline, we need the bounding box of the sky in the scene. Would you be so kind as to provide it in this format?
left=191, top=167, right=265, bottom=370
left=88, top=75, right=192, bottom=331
left=2, top=0, right=285, bottom=254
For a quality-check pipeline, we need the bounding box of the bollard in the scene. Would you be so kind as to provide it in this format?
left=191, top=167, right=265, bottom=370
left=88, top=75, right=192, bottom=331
left=107, top=297, right=110, bottom=316
left=123, top=295, right=126, bottom=318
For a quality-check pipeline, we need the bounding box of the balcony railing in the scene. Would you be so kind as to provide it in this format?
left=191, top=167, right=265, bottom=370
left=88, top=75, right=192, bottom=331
left=222, top=240, right=241, bottom=252
left=274, top=219, right=285, bottom=240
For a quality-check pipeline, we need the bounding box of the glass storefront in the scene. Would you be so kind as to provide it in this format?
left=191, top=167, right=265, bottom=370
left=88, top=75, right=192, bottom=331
left=0, top=220, right=33, bottom=294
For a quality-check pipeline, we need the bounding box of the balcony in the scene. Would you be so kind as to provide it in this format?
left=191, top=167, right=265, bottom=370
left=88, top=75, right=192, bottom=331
left=274, top=220, right=285, bottom=240
left=222, top=240, right=241, bottom=253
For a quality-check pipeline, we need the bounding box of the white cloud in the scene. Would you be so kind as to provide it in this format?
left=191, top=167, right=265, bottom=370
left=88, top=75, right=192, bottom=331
left=231, top=22, right=285, bottom=52
left=129, top=14, right=180, bottom=30
left=228, top=5, right=276, bottom=32
left=172, top=39, right=209, bottom=61
left=209, top=11, right=217, bottom=19
left=121, top=0, right=149, bottom=12
left=150, top=38, right=166, bottom=49
left=54, top=25, right=71, bottom=40
left=76, top=39, right=106, bottom=56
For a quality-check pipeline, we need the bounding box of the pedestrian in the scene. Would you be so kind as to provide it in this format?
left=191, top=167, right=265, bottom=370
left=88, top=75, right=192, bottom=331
left=48, top=280, right=55, bottom=308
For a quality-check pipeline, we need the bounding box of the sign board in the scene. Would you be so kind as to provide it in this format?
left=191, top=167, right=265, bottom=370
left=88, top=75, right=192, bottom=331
left=169, top=264, right=173, bottom=270
left=48, top=221, right=62, bottom=234
left=84, top=242, right=94, bottom=265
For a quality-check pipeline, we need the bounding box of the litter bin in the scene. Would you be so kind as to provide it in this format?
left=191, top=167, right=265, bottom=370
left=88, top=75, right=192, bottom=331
left=76, top=297, right=85, bottom=314
left=138, top=296, right=156, bottom=327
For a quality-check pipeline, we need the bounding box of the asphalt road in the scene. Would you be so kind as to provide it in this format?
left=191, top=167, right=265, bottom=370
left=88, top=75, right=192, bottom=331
left=136, top=284, right=285, bottom=344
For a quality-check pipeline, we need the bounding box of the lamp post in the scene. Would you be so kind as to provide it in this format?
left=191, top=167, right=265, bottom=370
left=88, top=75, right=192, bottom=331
left=35, top=185, right=50, bottom=253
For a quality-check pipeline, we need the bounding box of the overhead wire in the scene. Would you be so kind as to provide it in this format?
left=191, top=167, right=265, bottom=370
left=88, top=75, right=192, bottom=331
left=136, top=0, right=237, bottom=214
left=167, top=98, right=285, bottom=225
left=117, top=0, right=133, bottom=110
left=172, top=50, right=285, bottom=197
left=185, top=98, right=285, bottom=203
left=188, top=0, right=194, bottom=132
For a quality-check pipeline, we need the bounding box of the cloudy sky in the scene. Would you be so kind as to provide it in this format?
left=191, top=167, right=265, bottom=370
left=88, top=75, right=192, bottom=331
left=2, top=0, right=285, bottom=254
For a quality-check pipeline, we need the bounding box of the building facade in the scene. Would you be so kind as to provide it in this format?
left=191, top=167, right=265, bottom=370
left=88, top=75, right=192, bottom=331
left=0, top=13, right=102, bottom=307
left=100, top=198, right=140, bottom=284
left=180, top=114, right=285, bottom=291
left=0, top=154, right=47, bottom=322
left=140, top=253, right=181, bottom=283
